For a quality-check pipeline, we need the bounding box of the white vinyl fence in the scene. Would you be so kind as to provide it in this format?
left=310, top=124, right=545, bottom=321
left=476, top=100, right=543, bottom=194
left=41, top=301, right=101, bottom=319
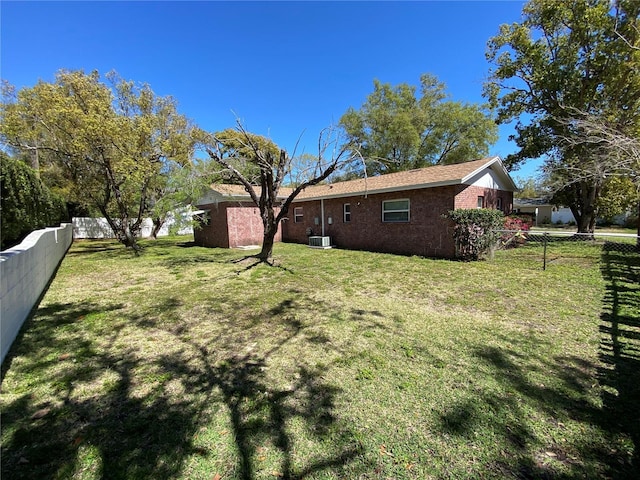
left=1, top=223, right=73, bottom=364
left=73, top=214, right=193, bottom=239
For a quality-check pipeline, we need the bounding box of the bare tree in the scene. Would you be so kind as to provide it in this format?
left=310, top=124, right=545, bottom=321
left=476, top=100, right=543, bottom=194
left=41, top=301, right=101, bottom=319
left=206, top=124, right=362, bottom=262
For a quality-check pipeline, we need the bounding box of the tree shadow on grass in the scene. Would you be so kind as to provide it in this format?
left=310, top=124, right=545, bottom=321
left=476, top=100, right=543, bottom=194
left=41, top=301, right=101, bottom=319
left=464, top=345, right=608, bottom=478
left=161, top=249, right=294, bottom=277
left=599, top=242, right=640, bottom=476
left=1, top=302, right=125, bottom=383
left=1, top=293, right=369, bottom=479
left=435, top=242, right=640, bottom=478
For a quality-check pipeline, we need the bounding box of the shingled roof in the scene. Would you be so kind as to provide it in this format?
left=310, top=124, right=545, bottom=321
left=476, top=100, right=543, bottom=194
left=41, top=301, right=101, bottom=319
left=295, top=156, right=514, bottom=200
left=201, top=156, right=515, bottom=203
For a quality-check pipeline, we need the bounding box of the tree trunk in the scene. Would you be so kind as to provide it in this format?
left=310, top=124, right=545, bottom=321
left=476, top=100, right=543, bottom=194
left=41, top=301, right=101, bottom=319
left=123, top=231, right=139, bottom=248
left=258, top=232, right=275, bottom=261
left=577, top=213, right=595, bottom=233
left=567, top=181, right=598, bottom=235
left=98, top=206, right=142, bottom=253
left=114, top=221, right=141, bottom=251
left=257, top=208, right=277, bottom=261
left=150, top=216, right=164, bottom=239
left=30, top=147, right=40, bottom=177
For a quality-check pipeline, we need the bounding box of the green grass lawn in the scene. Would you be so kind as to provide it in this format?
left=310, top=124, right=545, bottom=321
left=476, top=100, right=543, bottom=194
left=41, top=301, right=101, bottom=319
left=1, top=237, right=639, bottom=479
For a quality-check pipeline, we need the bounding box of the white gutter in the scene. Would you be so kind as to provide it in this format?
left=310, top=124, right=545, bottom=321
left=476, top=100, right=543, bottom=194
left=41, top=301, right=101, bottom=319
left=321, top=199, right=325, bottom=236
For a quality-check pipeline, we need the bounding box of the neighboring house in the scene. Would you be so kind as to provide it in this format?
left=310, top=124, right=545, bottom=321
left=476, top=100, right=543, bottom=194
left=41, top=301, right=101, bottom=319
left=552, top=207, right=577, bottom=225
left=194, top=156, right=517, bottom=258
left=513, top=198, right=554, bottom=226
left=513, top=198, right=577, bottom=225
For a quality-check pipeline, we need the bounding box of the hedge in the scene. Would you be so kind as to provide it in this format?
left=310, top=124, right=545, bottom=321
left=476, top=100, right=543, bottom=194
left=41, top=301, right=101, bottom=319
left=446, top=208, right=505, bottom=261
left=1, top=155, right=68, bottom=249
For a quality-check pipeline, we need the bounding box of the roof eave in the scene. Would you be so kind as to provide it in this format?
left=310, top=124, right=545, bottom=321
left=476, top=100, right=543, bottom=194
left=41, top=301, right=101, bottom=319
left=292, top=179, right=462, bottom=202
left=460, top=156, right=518, bottom=191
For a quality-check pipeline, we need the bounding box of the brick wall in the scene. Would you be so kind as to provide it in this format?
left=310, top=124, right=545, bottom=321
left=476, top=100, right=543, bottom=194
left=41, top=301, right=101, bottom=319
left=193, top=202, right=282, bottom=248
left=283, top=186, right=459, bottom=258
left=454, top=185, right=514, bottom=213
left=227, top=205, right=282, bottom=247
left=196, top=186, right=514, bottom=256
left=193, top=202, right=230, bottom=248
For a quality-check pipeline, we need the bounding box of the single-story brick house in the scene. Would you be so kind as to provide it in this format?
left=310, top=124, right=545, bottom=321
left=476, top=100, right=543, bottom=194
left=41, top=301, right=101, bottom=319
left=194, top=156, right=517, bottom=258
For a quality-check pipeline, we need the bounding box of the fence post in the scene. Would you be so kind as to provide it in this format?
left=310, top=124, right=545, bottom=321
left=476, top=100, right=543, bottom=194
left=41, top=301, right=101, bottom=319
left=543, top=232, right=548, bottom=271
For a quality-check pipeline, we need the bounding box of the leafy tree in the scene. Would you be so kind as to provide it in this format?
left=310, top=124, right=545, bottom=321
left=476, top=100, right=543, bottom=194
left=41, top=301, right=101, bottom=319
left=211, top=128, right=280, bottom=184
left=205, top=124, right=361, bottom=262
left=1, top=70, right=200, bottom=251
left=340, top=74, right=497, bottom=175
left=597, top=176, right=637, bottom=223
left=1, top=152, right=67, bottom=248
left=514, top=176, right=547, bottom=199
left=484, top=0, right=640, bottom=233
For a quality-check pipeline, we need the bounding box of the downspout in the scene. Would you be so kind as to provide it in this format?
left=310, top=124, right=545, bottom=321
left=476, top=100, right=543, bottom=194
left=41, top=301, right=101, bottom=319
left=321, top=199, right=325, bottom=236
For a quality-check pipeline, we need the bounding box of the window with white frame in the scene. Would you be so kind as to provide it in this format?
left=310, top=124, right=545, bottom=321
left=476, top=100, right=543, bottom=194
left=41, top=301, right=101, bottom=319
left=294, top=207, right=303, bottom=223
left=382, top=199, right=410, bottom=222
left=344, top=203, right=351, bottom=222
left=477, top=196, right=484, bottom=209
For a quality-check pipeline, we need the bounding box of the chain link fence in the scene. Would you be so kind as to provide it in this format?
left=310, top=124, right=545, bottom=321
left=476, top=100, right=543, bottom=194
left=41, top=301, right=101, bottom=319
left=492, top=229, right=640, bottom=270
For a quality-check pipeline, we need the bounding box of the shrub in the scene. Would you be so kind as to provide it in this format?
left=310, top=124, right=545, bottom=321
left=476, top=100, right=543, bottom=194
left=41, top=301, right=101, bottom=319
left=501, top=215, right=532, bottom=248
left=446, top=209, right=504, bottom=261
left=1, top=155, right=68, bottom=249
left=623, top=215, right=638, bottom=229
left=504, top=215, right=533, bottom=231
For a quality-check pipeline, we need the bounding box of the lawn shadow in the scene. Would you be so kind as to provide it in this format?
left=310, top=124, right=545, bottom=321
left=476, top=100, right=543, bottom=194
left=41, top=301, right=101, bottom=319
left=435, top=338, right=616, bottom=478
left=65, top=240, right=143, bottom=260
left=2, top=292, right=368, bottom=479
left=598, top=242, right=640, bottom=476
left=161, top=249, right=294, bottom=276
left=130, top=290, right=367, bottom=479
left=231, top=254, right=294, bottom=275
left=436, top=242, right=640, bottom=478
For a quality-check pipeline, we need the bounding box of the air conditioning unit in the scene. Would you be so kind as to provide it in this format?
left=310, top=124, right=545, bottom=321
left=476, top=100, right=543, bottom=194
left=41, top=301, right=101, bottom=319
left=308, top=236, right=331, bottom=248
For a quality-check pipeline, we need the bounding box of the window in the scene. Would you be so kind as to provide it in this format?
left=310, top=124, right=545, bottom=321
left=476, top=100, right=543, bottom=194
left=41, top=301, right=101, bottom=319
left=496, top=197, right=503, bottom=210
left=294, top=207, right=303, bottom=223
left=382, top=199, right=410, bottom=223
left=344, top=203, right=351, bottom=222
left=477, top=196, right=484, bottom=209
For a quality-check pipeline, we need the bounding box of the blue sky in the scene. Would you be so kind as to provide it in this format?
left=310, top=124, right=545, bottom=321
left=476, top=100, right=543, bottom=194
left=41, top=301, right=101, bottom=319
left=1, top=1, right=542, bottom=180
